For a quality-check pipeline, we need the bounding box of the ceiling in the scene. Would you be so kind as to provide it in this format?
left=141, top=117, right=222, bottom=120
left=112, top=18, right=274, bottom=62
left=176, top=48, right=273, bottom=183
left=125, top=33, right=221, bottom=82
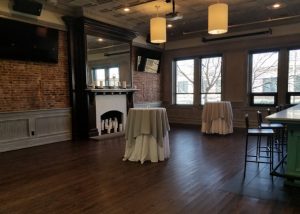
left=45, top=0, right=300, bottom=41
left=86, top=34, right=129, bottom=54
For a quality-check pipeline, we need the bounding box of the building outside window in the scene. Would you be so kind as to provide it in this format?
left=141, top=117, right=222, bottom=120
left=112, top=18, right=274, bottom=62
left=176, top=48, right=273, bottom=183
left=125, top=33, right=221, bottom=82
left=262, top=77, right=277, bottom=92
left=175, top=59, right=194, bottom=104
left=288, top=49, right=300, bottom=104
left=200, top=56, right=222, bottom=105
left=250, top=51, right=279, bottom=105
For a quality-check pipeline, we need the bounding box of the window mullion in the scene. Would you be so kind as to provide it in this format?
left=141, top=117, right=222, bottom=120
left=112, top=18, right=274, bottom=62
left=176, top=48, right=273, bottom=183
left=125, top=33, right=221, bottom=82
left=194, top=58, right=200, bottom=106
left=278, top=49, right=288, bottom=105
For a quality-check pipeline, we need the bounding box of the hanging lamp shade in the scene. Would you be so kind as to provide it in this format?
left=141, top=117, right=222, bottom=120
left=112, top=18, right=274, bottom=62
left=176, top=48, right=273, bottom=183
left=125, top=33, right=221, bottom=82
left=150, top=16, right=166, bottom=43
left=208, top=3, right=228, bottom=35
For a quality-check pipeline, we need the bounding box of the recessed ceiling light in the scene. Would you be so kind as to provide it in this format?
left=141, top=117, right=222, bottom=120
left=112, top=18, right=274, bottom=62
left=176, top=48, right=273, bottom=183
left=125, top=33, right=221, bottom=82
left=267, top=2, right=286, bottom=10
left=98, top=38, right=103, bottom=42
left=272, top=3, right=281, bottom=9
left=124, top=7, right=130, bottom=12
left=167, top=24, right=173, bottom=28
left=267, top=2, right=285, bottom=10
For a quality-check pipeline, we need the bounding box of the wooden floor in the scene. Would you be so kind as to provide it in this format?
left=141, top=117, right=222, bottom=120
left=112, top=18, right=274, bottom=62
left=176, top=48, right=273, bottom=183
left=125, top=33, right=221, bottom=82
left=1, top=125, right=300, bottom=213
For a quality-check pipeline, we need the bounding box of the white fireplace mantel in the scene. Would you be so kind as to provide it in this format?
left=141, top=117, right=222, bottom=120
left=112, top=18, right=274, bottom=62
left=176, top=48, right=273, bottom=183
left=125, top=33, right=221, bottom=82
left=86, top=88, right=139, bottom=94
left=87, top=88, right=139, bottom=137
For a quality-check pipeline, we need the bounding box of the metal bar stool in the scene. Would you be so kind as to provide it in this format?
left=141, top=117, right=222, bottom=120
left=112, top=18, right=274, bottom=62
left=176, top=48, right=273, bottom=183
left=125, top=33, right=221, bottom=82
left=257, top=111, right=285, bottom=161
left=244, top=114, right=274, bottom=176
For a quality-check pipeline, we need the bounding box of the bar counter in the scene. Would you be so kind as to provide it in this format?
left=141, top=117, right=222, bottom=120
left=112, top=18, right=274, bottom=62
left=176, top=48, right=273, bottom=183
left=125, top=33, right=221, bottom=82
left=267, top=104, right=300, bottom=181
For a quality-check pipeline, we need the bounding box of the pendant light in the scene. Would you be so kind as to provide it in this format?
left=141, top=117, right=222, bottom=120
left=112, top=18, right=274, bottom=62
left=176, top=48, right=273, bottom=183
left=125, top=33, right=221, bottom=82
left=208, top=3, right=228, bottom=34
left=150, top=6, right=166, bottom=43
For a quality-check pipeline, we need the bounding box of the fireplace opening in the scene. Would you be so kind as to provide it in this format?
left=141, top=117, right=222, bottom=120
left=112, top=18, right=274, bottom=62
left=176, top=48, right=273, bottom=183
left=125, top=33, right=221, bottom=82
left=100, top=110, right=123, bottom=135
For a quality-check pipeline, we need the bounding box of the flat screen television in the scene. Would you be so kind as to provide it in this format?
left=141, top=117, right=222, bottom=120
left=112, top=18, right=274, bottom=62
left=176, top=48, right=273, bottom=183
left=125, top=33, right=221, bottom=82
left=0, top=17, right=58, bottom=63
left=135, top=47, right=161, bottom=73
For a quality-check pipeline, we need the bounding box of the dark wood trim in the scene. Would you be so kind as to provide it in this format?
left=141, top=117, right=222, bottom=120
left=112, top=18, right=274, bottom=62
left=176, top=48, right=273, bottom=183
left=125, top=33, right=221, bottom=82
left=63, top=16, right=137, bottom=139
left=62, top=16, right=81, bottom=139
left=81, top=17, right=136, bottom=42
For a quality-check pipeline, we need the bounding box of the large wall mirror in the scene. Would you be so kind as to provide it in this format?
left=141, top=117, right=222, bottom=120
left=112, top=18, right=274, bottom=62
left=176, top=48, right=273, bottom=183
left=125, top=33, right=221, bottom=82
left=86, top=34, right=131, bottom=88
left=63, top=16, right=136, bottom=138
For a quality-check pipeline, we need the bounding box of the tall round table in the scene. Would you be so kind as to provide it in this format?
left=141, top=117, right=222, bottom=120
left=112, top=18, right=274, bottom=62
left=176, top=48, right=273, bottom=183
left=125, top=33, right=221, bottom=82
left=201, top=101, right=233, bottom=135
left=123, top=107, right=170, bottom=164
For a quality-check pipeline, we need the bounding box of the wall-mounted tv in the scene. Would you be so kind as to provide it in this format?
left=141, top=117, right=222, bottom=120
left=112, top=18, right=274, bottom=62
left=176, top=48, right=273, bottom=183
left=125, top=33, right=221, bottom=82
left=135, top=46, right=162, bottom=73
left=0, top=17, right=58, bottom=63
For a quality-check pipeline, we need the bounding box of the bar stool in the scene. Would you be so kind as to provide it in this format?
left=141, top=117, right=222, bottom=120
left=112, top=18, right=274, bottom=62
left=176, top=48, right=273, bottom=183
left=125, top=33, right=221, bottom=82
left=244, top=114, right=274, bottom=176
left=257, top=111, right=285, bottom=160
left=267, top=108, right=271, bottom=115
left=275, top=105, right=281, bottom=112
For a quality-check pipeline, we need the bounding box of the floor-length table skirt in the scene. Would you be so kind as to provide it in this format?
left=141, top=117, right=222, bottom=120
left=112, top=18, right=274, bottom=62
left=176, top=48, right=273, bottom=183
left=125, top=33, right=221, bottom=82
left=201, top=118, right=233, bottom=135
left=123, top=132, right=170, bottom=164
left=123, top=107, right=170, bottom=164
left=201, top=101, right=233, bottom=135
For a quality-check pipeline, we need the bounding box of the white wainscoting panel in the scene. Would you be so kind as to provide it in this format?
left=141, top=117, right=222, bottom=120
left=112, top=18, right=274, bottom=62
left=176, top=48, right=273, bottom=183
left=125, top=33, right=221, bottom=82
left=0, top=108, right=71, bottom=152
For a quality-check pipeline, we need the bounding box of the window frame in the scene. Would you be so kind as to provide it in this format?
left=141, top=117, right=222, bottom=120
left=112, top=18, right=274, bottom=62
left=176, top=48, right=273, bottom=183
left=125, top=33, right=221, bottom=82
left=174, top=58, right=195, bottom=105
left=287, top=48, right=300, bottom=104
left=199, top=55, right=223, bottom=105
left=92, top=65, right=120, bottom=86
left=286, top=92, right=300, bottom=104
left=249, top=49, right=279, bottom=107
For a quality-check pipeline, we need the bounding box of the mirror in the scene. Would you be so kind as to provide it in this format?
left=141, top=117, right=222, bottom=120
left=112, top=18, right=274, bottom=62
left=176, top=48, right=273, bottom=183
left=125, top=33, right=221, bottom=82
left=86, top=34, right=131, bottom=88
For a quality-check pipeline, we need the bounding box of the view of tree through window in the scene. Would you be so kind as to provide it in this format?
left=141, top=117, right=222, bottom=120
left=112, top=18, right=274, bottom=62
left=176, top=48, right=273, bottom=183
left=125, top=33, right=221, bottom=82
left=250, top=51, right=279, bottom=105
left=175, top=59, right=194, bottom=104
left=201, top=57, right=222, bottom=104
left=288, top=49, right=300, bottom=104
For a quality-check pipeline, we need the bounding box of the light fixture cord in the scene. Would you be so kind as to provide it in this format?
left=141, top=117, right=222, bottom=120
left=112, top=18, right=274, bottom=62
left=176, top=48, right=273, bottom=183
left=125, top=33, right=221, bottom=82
left=155, top=5, right=160, bottom=17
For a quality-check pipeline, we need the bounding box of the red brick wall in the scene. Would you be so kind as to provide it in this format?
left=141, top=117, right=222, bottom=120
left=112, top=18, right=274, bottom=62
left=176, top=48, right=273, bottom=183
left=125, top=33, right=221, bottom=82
left=133, top=71, right=161, bottom=103
left=0, top=31, right=69, bottom=112
left=131, top=46, right=161, bottom=103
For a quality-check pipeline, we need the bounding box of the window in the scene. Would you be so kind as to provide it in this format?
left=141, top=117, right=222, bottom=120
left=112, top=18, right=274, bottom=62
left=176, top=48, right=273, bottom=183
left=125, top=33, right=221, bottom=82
left=200, top=56, right=222, bottom=104
left=262, top=77, right=277, bottom=92
left=250, top=51, right=279, bottom=105
left=95, top=68, right=105, bottom=82
left=175, top=59, right=194, bottom=104
left=93, top=66, right=120, bottom=87
left=108, top=67, right=120, bottom=86
left=287, top=49, right=300, bottom=104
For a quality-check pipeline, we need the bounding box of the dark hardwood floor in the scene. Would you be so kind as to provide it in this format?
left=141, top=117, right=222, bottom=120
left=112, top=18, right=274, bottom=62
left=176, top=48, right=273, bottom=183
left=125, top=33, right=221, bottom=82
left=0, top=125, right=300, bottom=213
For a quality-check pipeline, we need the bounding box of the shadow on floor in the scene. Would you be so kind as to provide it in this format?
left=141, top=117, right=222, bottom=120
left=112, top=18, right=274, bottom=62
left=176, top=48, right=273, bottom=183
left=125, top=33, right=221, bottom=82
left=220, top=163, right=300, bottom=204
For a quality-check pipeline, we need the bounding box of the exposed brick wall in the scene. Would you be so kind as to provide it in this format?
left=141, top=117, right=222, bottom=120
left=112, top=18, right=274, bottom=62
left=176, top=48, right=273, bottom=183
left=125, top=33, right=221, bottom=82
left=132, top=46, right=161, bottom=103
left=0, top=31, right=69, bottom=112
left=133, top=71, right=161, bottom=103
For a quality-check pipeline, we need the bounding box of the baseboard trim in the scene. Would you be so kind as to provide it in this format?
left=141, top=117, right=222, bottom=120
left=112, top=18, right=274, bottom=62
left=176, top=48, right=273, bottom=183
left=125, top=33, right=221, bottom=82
left=0, top=132, right=71, bottom=152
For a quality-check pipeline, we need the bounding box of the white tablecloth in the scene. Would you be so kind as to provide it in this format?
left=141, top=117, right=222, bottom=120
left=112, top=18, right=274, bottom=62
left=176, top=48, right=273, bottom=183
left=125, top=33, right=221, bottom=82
left=201, top=101, right=233, bottom=134
left=123, top=108, right=170, bottom=164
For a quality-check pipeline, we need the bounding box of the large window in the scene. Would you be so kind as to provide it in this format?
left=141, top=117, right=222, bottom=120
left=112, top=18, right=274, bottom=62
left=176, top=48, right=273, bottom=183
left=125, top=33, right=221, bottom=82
left=288, top=49, right=300, bottom=104
left=200, top=56, right=222, bottom=104
left=250, top=51, right=279, bottom=105
left=175, top=59, right=194, bottom=104
left=94, top=66, right=120, bottom=87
